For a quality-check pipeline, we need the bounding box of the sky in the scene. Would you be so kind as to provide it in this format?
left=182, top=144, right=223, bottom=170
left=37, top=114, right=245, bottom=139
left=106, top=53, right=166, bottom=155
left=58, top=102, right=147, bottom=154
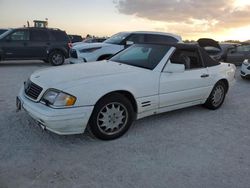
left=0, top=0, right=250, bottom=41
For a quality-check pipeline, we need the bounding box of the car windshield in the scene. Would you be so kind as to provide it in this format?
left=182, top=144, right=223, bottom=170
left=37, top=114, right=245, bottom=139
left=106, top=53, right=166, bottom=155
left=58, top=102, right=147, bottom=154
left=0, top=29, right=8, bottom=35
left=0, top=29, right=12, bottom=39
left=110, top=44, right=171, bottom=70
left=104, top=32, right=130, bottom=45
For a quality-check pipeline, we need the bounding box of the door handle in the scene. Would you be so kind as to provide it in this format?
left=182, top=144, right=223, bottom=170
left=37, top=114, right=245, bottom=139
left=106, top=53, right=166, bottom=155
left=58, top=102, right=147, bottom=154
left=201, top=74, right=209, bottom=78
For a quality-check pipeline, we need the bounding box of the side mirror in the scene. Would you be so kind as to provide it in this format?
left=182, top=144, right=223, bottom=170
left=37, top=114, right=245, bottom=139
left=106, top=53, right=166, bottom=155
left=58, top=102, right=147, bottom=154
left=164, top=62, right=185, bottom=73
left=126, top=41, right=134, bottom=46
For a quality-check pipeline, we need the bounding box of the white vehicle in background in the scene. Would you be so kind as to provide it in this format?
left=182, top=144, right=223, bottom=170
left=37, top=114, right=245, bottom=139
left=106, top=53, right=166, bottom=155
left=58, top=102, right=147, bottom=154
left=241, top=59, right=250, bottom=79
left=69, top=31, right=182, bottom=64
left=17, top=41, right=236, bottom=140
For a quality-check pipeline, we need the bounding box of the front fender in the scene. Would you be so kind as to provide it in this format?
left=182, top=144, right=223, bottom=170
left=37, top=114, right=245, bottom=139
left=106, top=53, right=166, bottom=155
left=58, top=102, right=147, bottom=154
left=47, top=47, right=69, bottom=58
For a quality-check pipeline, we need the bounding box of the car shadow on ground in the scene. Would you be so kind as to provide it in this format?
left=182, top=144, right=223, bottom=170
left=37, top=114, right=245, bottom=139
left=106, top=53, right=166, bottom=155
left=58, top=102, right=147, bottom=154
left=0, top=61, right=48, bottom=67
left=0, top=59, right=70, bottom=67
left=13, top=104, right=206, bottom=145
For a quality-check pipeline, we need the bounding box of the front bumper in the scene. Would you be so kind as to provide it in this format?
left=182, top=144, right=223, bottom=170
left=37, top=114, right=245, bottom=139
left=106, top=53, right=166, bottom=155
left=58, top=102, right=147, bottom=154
left=18, top=89, right=94, bottom=135
left=241, top=63, right=250, bottom=78
left=69, top=57, right=86, bottom=64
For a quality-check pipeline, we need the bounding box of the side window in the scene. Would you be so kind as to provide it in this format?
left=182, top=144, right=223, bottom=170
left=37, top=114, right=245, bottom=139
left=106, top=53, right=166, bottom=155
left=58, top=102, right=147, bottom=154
left=30, top=30, right=49, bottom=41
left=50, top=30, right=69, bottom=41
left=170, top=49, right=203, bottom=70
left=236, top=45, right=250, bottom=52
left=145, top=34, right=178, bottom=44
left=9, top=30, right=29, bottom=41
left=126, top=34, right=144, bottom=44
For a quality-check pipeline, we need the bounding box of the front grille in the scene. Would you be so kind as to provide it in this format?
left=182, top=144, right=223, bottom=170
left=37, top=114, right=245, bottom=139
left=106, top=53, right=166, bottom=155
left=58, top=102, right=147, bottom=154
left=24, top=80, right=43, bottom=100
left=70, top=49, right=78, bottom=58
left=241, top=71, right=246, bottom=75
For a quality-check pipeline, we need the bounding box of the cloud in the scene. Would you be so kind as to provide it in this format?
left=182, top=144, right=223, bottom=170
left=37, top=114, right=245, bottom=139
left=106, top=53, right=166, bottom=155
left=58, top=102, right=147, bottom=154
left=114, top=0, right=250, bottom=36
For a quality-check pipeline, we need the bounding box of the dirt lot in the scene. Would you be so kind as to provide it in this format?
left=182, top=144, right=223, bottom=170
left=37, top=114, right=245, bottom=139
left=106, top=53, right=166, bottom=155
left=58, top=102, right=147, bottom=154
left=0, top=61, right=250, bottom=188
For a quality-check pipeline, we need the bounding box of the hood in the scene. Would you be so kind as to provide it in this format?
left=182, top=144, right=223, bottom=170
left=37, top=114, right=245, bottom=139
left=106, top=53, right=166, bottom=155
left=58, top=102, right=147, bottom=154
left=30, top=61, right=141, bottom=89
left=72, top=42, right=114, bottom=50
left=197, top=38, right=221, bottom=50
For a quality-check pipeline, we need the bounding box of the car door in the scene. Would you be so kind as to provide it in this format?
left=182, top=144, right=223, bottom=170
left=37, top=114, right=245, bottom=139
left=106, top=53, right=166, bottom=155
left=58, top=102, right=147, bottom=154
left=159, top=48, right=212, bottom=108
left=2, top=29, right=30, bottom=59
left=29, top=29, right=49, bottom=59
left=226, top=46, right=246, bottom=64
left=242, top=45, right=250, bottom=60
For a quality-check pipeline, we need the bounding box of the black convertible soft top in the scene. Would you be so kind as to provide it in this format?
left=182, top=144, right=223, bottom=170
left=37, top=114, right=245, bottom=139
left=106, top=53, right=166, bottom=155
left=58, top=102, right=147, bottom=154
left=160, top=43, right=221, bottom=67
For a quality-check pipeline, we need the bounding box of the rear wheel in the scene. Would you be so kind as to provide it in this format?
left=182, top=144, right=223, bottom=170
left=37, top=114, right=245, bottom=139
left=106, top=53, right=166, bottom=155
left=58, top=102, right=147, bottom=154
left=203, top=81, right=227, bottom=110
left=49, top=51, right=65, bottom=66
left=88, top=93, right=135, bottom=140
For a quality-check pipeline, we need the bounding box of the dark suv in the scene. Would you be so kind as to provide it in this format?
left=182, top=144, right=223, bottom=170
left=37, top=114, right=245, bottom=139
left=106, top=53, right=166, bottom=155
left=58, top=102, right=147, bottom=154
left=0, top=29, right=8, bottom=35
left=0, top=27, right=70, bottom=65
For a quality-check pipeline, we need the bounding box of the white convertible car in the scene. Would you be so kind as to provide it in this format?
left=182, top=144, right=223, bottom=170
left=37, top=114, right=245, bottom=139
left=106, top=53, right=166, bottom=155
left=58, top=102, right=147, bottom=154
left=17, top=42, right=236, bottom=140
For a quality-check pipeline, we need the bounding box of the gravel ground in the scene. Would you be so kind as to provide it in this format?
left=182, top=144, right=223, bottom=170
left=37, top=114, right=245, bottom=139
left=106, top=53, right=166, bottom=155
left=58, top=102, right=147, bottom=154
left=0, top=61, right=250, bottom=188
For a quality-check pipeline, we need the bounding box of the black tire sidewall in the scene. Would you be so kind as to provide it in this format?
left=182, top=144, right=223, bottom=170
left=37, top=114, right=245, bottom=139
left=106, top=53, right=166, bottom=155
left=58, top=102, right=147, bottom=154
left=204, top=81, right=226, bottom=110
left=89, top=93, right=135, bottom=140
left=49, top=51, right=65, bottom=66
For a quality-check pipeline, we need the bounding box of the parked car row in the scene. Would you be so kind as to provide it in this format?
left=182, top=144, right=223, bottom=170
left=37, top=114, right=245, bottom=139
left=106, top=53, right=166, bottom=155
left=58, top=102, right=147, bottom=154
left=0, top=26, right=246, bottom=140
left=1, top=26, right=250, bottom=69
left=16, top=32, right=237, bottom=140
left=69, top=31, right=182, bottom=63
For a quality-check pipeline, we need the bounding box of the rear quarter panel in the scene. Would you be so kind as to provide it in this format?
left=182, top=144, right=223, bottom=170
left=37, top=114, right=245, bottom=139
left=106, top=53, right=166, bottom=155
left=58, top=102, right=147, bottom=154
left=205, top=63, right=236, bottom=101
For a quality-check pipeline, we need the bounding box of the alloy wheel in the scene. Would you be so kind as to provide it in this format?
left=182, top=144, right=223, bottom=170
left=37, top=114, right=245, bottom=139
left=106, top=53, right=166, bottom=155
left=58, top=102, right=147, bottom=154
left=97, top=102, right=128, bottom=135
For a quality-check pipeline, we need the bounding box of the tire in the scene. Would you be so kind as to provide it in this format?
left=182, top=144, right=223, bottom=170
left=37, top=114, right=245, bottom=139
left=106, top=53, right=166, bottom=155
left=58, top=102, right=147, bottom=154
left=88, top=93, right=135, bottom=140
left=48, top=51, right=65, bottom=66
left=43, top=59, right=49, bottom=63
left=203, top=81, right=227, bottom=110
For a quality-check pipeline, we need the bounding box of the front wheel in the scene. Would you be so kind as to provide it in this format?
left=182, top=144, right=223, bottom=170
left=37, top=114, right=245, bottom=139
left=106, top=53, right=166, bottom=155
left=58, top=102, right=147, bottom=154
left=49, top=51, right=65, bottom=66
left=203, top=81, right=227, bottom=110
left=88, top=93, right=135, bottom=140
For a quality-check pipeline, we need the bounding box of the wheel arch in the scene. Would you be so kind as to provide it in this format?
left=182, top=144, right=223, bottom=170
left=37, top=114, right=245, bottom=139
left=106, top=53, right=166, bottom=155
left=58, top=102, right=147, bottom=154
left=218, top=78, right=229, bottom=93
left=48, top=48, right=68, bottom=58
left=94, top=90, right=138, bottom=114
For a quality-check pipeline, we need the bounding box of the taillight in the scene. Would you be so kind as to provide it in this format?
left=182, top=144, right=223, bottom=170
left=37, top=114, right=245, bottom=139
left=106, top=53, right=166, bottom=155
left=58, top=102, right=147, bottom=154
left=68, top=43, right=72, bottom=48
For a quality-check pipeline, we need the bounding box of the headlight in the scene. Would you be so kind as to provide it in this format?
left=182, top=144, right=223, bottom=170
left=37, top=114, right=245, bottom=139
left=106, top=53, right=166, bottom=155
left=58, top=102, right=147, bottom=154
left=243, top=59, right=249, bottom=66
left=41, top=90, right=76, bottom=107
left=79, top=47, right=101, bottom=53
